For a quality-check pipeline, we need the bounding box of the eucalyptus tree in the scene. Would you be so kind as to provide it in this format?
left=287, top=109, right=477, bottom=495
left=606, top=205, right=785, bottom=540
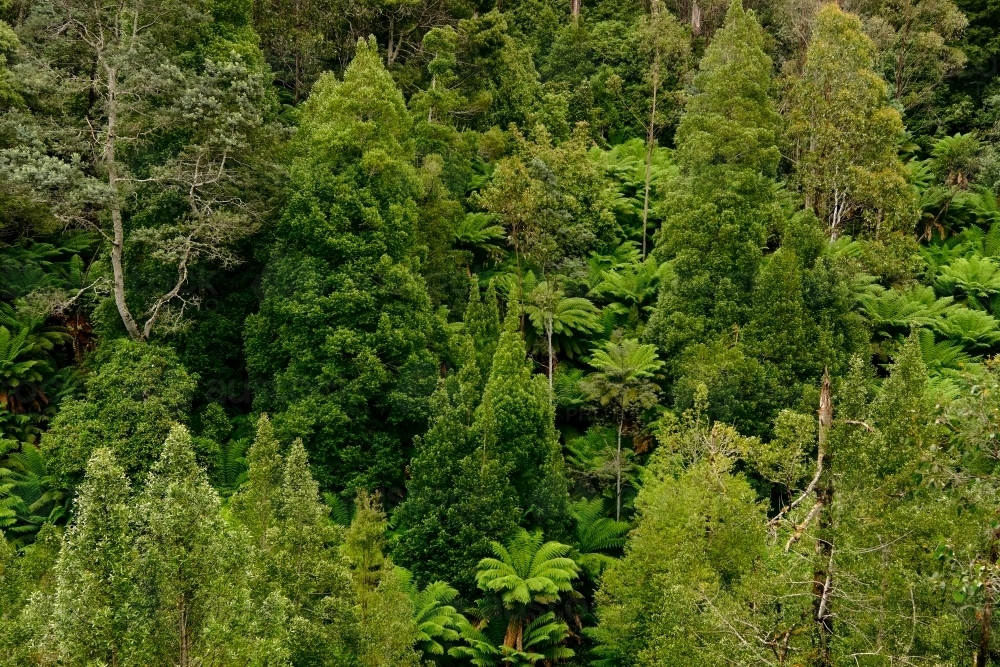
left=786, top=3, right=916, bottom=239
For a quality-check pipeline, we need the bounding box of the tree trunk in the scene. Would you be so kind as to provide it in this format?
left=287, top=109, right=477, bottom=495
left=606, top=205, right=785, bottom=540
left=975, top=526, right=1000, bottom=667
left=571, top=0, right=581, bottom=19
left=641, top=10, right=660, bottom=261
left=178, top=595, right=190, bottom=667
left=103, top=64, right=142, bottom=342
left=547, top=314, right=554, bottom=394
left=616, top=414, right=624, bottom=521
left=813, top=369, right=834, bottom=666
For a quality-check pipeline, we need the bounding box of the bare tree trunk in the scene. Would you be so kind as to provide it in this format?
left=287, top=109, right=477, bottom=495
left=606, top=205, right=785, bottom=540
left=571, top=0, right=581, bottom=19
left=642, top=2, right=661, bottom=261
left=813, top=369, right=834, bottom=666
left=616, top=413, right=624, bottom=521
left=547, top=314, right=554, bottom=393
left=103, top=64, right=142, bottom=342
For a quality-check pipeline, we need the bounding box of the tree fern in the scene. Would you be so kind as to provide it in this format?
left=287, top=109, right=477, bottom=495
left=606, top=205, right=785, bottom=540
left=570, top=498, right=629, bottom=579
left=455, top=212, right=507, bottom=261
left=933, top=307, right=1000, bottom=352
left=916, top=328, right=977, bottom=374
left=858, top=286, right=955, bottom=339
left=211, top=437, right=249, bottom=494
left=399, top=570, right=464, bottom=658
left=934, top=256, right=1000, bottom=311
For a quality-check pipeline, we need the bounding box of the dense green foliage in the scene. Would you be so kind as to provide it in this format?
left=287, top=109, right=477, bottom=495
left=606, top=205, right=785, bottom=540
left=4, top=0, right=1000, bottom=663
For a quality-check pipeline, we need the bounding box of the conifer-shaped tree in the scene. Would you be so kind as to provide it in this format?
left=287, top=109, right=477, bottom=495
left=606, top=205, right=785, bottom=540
left=135, top=425, right=258, bottom=666
left=649, top=0, right=782, bottom=360
left=343, top=492, right=422, bottom=667
left=230, top=414, right=284, bottom=552
left=463, top=278, right=502, bottom=392
left=51, top=449, right=137, bottom=665
left=393, top=341, right=520, bottom=590
left=273, top=440, right=359, bottom=665
left=245, top=37, right=442, bottom=493
left=472, top=313, right=570, bottom=535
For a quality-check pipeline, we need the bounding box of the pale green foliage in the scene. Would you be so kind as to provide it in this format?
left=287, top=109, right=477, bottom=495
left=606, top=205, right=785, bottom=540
left=589, top=434, right=769, bottom=666
left=343, top=491, right=422, bottom=667
left=454, top=528, right=579, bottom=663
left=135, top=425, right=264, bottom=665
left=788, top=4, right=917, bottom=238
left=231, top=414, right=284, bottom=552
left=475, top=529, right=579, bottom=610
left=50, top=448, right=135, bottom=665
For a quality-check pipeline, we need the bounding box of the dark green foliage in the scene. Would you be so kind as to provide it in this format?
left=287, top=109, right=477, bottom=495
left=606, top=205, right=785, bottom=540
left=394, top=349, right=520, bottom=591
left=245, top=38, right=443, bottom=493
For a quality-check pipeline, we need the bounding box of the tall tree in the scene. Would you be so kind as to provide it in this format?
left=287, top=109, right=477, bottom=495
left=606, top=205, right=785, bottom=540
left=343, top=491, right=422, bottom=667
left=648, top=0, right=782, bottom=363
left=472, top=314, right=571, bottom=534
left=581, top=338, right=663, bottom=520
left=135, top=425, right=259, bottom=666
left=50, top=448, right=136, bottom=665
left=273, top=439, right=359, bottom=665
left=394, top=343, right=521, bottom=591
left=8, top=0, right=275, bottom=341
left=787, top=3, right=917, bottom=239
left=245, top=37, right=442, bottom=494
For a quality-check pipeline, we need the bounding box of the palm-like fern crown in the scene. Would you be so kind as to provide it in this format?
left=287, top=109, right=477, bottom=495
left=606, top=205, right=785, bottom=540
left=571, top=498, right=628, bottom=555
left=399, top=571, right=463, bottom=656
left=476, top=528, right=579, bottom=609
left=933, top=308, right=1000, bottom=352
left=858, top=285, right=955, bottom=336
left=590, top=255, right=672, bottom=312
left=934, top=256, right=1000, bottom=309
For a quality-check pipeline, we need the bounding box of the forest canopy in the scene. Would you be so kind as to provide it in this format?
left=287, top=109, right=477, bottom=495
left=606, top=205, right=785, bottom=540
left=3, top=0, right=1000, bottom=663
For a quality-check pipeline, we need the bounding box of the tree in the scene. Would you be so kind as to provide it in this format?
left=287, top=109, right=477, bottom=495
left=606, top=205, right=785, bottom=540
left=272, top=439, right=359, bottom=666
left=582, top=338, right=663, bottom=520
left=787, top=3, right=917, bottom=239
left=230, top=414, right=284, bottom=552
left=463, top=279, right=502, bottom=392
left=393, top=347, right=521, bottom=591
left=472, top=314, right=570, bottom=533
left=638, top=1, right=689, bottom=258
left=41, top=338, right=196, bottom=484
left=648, top=0, right=782, bottom=360
left=9, top=0, right=275, bottom=341
left=245, top=37, right=442, bottom=493
left=588, top=401, right=771, bottom=667
left=464, top=528, right=579, bottom=656
left=50, top=448, right=136, bottom=665
left=135, top=425, right=260, bottom=666
left=343, top=491, right=422, bottom=667
left=523, top=279, right=602, bottom=391
left=863, top=0, right=968, bottom=115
